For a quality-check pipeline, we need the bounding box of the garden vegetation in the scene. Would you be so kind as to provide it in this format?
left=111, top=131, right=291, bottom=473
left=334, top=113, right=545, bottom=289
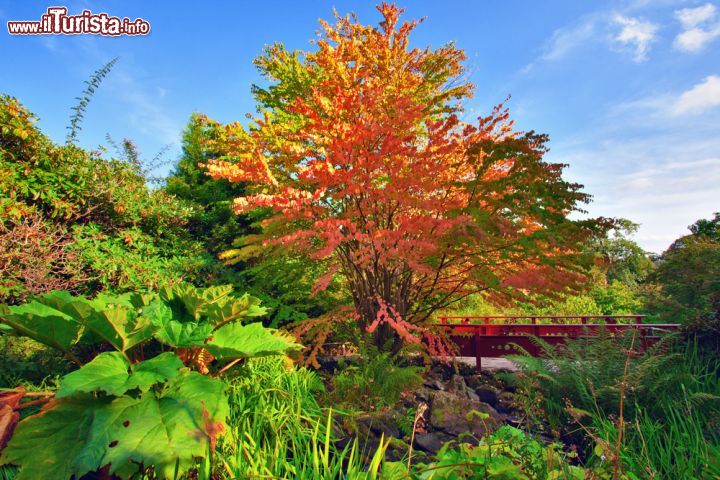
left=0, top=3, right=717, bottom=479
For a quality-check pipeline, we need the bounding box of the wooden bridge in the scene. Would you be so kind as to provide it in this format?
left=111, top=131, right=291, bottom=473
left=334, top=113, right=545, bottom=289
left=435, top=315, right=681, bottom=372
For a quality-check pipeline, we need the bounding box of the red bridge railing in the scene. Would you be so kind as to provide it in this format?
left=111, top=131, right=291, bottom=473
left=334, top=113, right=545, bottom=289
left=435, top=315, right=681, bottom=372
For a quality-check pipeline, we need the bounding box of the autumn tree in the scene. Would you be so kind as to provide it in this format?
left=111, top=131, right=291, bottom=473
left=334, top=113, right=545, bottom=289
left=205, top=4, right=606, bottom=351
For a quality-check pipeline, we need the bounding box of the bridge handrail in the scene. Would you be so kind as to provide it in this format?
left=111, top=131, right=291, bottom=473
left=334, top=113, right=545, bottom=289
left=438, top=315, right=650, bottom=326
left=435, top=321, right=680, bottom=340
left=438, top=315, right=647, bottom=318
left=435, top=323, right=680, bottom=328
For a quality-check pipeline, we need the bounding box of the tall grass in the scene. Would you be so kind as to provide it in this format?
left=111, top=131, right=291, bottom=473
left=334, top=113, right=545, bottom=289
left=509, top=332, right=720, bottom=478
left=215, top=356, right=389, bottom=479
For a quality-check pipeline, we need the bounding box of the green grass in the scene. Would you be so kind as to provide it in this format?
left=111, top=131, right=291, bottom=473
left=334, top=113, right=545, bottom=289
left=215, top=356, right=389, bottom=479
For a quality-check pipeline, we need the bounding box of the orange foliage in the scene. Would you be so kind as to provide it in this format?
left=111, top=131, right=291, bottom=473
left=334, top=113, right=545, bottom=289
left=205, top=4, right=606, bottom=350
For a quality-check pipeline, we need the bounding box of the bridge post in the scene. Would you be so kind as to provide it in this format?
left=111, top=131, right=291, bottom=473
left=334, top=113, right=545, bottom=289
left=474, top=327, right=482, bottom=373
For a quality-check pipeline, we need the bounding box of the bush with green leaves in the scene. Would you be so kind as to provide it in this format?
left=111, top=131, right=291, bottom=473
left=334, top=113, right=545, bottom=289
left=649, top=212, right=720, bottom=350
left=0, top=95, right=225, bottom=303
left=0, top=284, right=299, bottom=479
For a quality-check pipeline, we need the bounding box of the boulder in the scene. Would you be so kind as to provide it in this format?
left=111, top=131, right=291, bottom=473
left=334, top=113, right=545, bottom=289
left=445, top=374, right=480, bottom=402
left=423, top=378, right=445, bottom=390
left=413, top=432, right=442, bottom=453
left=415, top=386, right=432, bottom=402
left=357, top=412, right=402, bottom=439
left=429, top=390, right=502, bottom=438
left=446, top=374, right=467, bottom=394
left=475, top=385, right=500, bottom=408
left=497, top=390, right=517, bottom=414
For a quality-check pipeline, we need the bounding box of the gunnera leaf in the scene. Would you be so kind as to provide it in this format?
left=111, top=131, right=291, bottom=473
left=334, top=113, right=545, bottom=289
left=204, top=322, right=301, bottom=360
left=57, top=352, right=183, bottom=397
left=205, top=292, right=268, bottom=328
left=76, top=370, right=229, bottom=479
left=0, top=301, right=83, bottom=352
left=0, top=396, right=103, bottom=480
left=84, top=305, right=158, bottom=352
left=153, top=318, right=214, bottom=348
left=2, top=370, right=227, bottom=480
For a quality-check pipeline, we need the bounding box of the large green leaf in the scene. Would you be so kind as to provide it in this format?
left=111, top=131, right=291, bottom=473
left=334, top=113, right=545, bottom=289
left=75, top=370, right=228, bottom=479
left=57, top=352, right=131, bottom=397
left=159, top=283, right=205, bottom=320
left=140, top=298, right=173, bottom=324
left=204, top=322, right=301, bottom=360
left=130, top=352, right=184, bottom=390
left=0, top=301, right=83, bottom=352
left=153, top=319, right=213, bottom=348
left=0, top=395, right=102, bottom=480
left=2, top=370, right=227, bottom=480
left=200, top=284, right=234, bottom=304
left=58, top=352, right=183, bottom=397
left=90, top=291, right=158, bottom=309
left=143, top=295, right=210, bottom=348
left=84, top=305, right=158, bottom=352
left=205, top=292, right=268, bottom=328
left=159, top=283, right=267, bottom=326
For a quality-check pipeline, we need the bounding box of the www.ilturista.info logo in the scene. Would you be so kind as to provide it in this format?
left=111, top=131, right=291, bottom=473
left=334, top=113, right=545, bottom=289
left=7, top=7, right=150, bottom=36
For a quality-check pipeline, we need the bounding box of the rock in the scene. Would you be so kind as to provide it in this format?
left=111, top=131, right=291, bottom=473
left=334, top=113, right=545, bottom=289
left=457, top=363, right=476, bottom=376
left=475, top=386, right=499, bottom=408
left=356, top=412, right=402, bottom=439
left=423, top=378, right=445, bottom=391
left=429, top=390, right=502, bottom=438
left=413, top=433, right=442, bottom=453
left=465, top=375, right=483, bottom=390
left=445, top=374, right=480, bottom=402
left=497, top=391, right=517, bottom=413
left=370, top=419, right=401, bottom=439
left=447, top=374, right=467, bottom=394
left=415, top=387, right=431, bottom=402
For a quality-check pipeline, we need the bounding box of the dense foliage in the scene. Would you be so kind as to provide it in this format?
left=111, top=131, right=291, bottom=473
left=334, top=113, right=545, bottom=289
left=510, top=334, right=720, bottom=478
left=651, top=212, right=720, bottom=348
left=204, top=4, right=607, bottom=351
left=0, top=95, right=219, bottom=303
left=165, top=114, right=346, bottom=327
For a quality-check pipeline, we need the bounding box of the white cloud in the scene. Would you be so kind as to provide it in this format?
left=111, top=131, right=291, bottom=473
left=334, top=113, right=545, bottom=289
left=551, top=83, right=720, bottom=253
left=611, top=14, right=660, bottom=62
left=541, top=20, right=596, bottom=61
left=521, top=18, right=596, bottom=73
left=674, top=25, right=720, bottom=51
left=672, top=75, right=720, bottom=115
left=558, top=140, right=720, bottom=253
left=676, top=3, right=716, bottom=28
left=673, top=3, right=720, bottom=52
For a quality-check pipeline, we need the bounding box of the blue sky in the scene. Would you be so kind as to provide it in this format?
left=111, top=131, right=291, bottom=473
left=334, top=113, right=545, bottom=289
left=1, top=0, right=719, bottom=253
